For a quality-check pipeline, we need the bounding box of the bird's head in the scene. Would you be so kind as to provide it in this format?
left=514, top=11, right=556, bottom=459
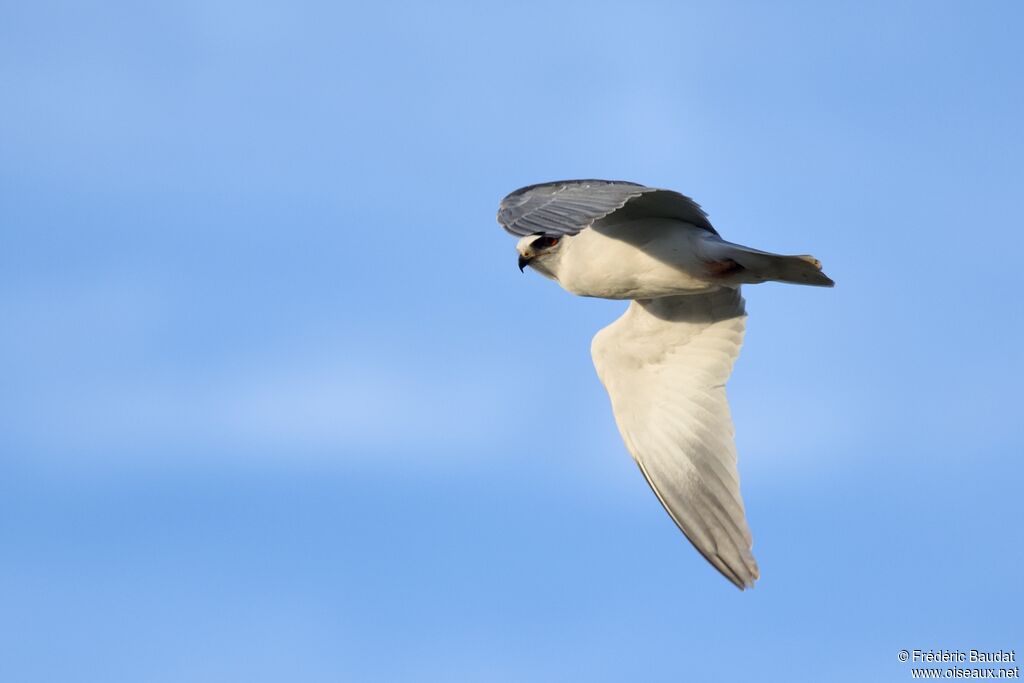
left=516, top=233, right=565, bottom=279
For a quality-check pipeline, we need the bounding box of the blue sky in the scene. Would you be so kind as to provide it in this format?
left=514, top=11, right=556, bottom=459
left=2, top=1, right=1021, bottom=681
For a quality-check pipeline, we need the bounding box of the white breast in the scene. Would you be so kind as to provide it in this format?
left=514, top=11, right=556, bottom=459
left=555, top=219, right=719, bottom=299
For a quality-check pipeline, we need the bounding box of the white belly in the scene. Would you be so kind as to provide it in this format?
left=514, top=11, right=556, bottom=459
left=556, top=219, right=719, bottom=299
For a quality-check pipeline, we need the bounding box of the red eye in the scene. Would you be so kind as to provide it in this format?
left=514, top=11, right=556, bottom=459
left=531, top=235, right=559, bottom=249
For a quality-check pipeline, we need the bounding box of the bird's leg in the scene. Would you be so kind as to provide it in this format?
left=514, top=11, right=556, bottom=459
left=704, top=259, right=745, bottom=278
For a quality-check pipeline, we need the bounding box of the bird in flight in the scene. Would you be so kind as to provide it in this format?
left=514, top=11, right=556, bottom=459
left=497, top=179, right=833, bottom=589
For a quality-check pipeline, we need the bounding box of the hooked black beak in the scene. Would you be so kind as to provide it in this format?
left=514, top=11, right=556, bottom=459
left=518, top=254, right=531, bottom=272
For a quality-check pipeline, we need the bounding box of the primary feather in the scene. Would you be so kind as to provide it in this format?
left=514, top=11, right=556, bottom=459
left=591, top=288, right=758, bottom=589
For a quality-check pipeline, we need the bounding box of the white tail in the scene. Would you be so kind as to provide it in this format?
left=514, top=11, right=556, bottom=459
left=703, top=239, right=835, bottom=288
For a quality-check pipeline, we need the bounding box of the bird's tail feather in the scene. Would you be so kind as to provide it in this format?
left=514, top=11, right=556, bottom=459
left=704, top=240, right=835, bottom=288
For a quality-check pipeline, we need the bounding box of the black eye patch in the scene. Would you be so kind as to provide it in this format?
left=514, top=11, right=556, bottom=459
left=530, top=235, right=560, bottom=250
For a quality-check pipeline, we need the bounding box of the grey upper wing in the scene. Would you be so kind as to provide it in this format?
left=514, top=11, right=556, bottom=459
left=497, top=179, right=717, bottom=237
